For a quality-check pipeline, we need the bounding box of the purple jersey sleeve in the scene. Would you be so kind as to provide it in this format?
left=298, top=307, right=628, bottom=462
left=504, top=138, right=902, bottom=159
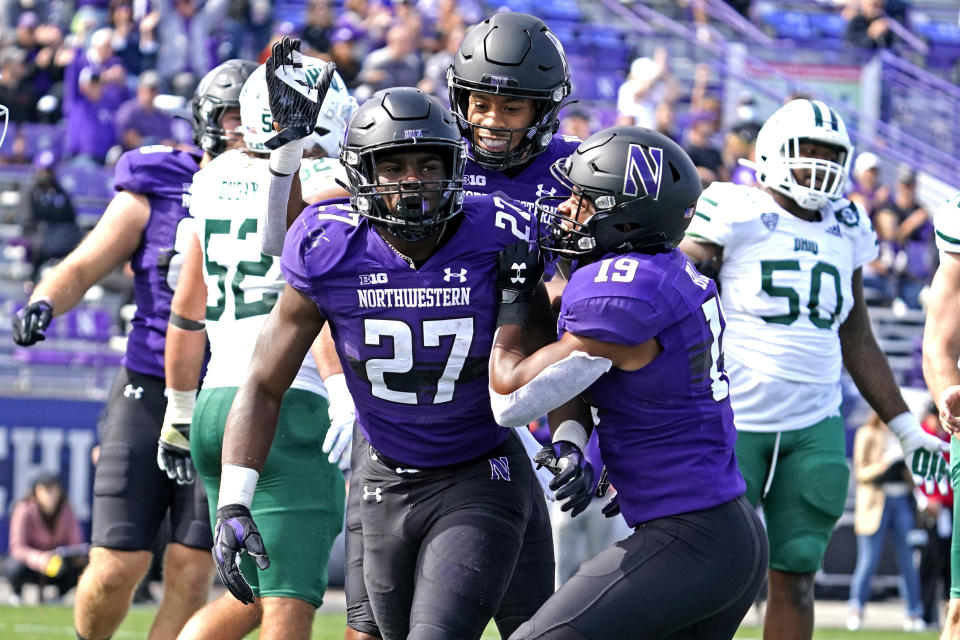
left=114, top=146, right=202, bottom=198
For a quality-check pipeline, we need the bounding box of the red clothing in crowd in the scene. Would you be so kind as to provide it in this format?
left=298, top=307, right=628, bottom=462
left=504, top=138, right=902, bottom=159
left=8, top=497, right=84, bottom=574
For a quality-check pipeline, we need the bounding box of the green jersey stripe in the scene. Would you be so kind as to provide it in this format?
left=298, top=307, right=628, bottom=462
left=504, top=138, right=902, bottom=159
left=694, top=211, right=711, bottom=221
left=701, top=197, right=719, bottom=207
left=936, top=228, right=960, bottom=246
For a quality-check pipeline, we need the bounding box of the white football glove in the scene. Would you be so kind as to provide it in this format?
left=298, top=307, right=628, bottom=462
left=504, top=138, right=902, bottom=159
left=322, top=374, right=355, bottom=471
left=887, top=411, right=950, bottom=494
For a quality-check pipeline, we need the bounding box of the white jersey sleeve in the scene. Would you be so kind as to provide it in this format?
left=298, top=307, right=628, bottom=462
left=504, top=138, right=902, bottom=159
left=685, top=181, right=753, bottom=250
left=299, top=156, right=348, bottom=201
left=934, top=192, right=960, bottom=253
left=188, top=150, right=325, bottom=397
left=829, top=197, right=879, bottom=268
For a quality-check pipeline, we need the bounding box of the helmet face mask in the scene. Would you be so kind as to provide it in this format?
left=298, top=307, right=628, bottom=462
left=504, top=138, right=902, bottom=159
left=447, top=12, right=571, bottom=170
left=192, top=59, right=258, bottom=157
left=341, top=88, right=466, bottom=243
left=536, top=127, right=701, bottom=262
left=755, top=99, right=853, bottom=211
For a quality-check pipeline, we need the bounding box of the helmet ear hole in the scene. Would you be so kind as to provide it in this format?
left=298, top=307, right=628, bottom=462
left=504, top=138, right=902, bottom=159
left=668, top=162, right=681, bottom=183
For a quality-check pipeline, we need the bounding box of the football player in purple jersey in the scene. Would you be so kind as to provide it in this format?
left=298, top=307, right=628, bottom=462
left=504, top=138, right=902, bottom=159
left=212, top=85, right=586, bottom=640
left=489, top=126, right=768, bottom=639
left=11, top=59, right=257, bottom=640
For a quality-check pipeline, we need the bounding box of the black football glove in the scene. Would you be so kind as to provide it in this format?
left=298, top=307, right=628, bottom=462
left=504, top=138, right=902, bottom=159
left=12, top=299, right=53, bottom=346
left=496, top=240, right=544, bottom=327
left=157, top=422, right=194, bottom=485
left=264, top=36, right=337, bottom=150
left=213, top=505, right=270, bottom=605
left=534, top=442, right=594, bottom=518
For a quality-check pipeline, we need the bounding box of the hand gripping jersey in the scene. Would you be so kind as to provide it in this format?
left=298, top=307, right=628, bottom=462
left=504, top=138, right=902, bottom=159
left=462, top=134, right=580, bottom=215
left=686, top=182, right=878, bottom=432
left=934, top=192, right=960, bottom=254
left=558, top=249, right=744, bottom=526
left=299, top=156, right=348, bottom=201
left=188, top=149, right=325, bottom=396
left=114, top=145, right=202, bottom=378
left=281, top=195, right=533, bottom=468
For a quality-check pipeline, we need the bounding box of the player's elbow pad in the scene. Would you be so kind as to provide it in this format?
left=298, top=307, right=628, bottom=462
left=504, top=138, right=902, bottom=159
left=488, top=351, right=612, bottom=427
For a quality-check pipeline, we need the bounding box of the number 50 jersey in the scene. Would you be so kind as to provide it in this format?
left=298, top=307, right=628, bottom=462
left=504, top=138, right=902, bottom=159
left=686, top=182, right=878, bottom=432
left=281, top=195, right=530, bottom=468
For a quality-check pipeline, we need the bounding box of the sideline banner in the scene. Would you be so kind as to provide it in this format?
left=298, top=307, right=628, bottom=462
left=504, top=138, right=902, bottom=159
left=0, top=396, right=103, bottom=553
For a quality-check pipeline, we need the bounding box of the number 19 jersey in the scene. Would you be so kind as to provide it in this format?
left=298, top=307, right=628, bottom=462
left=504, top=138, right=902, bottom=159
left=281, top=196, right=529, bottom=468
left=189, top=149, right=324, bottom=396
left=686, top=182, right=878, bottom=432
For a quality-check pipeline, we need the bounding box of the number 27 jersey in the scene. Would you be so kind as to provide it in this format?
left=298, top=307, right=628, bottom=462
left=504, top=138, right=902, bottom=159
left=281, top=195, right=529, bottom=468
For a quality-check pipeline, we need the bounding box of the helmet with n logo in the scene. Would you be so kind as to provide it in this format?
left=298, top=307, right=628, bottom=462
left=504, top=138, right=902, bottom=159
left=755, top=98, right=853, bottom=211
left=536, top=126, right=700, bottom=261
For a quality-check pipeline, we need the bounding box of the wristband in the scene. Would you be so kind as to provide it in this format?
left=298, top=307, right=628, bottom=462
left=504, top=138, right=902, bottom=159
left=496, top=301, right=532, bottom=328
left=553, top=420, right=588, bottom=451
left=887, top=411, right=920, bottom=440
left=268, top=138, right=306, bottom=176
left=218, top=464, right=260, bottom=509
left=164, top=388, right=197, bottom=425
left=169, top=311, right=205, bottom=332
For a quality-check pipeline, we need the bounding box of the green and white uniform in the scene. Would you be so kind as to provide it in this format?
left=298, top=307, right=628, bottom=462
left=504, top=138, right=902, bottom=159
left=687, top=181, right=878, bottom=572
left=188, top=148, right=345, bottom=606
left=932, top=192, right=960, bottom=598
left=299, top=155, right=348, bottom=200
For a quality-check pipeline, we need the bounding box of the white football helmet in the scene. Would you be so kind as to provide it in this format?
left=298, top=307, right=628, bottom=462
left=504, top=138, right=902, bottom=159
left=755, top=98, right=853, bottom=211
left=308, top=70, right=357, bottom=158
left=240, top=63, right=355, bottom=156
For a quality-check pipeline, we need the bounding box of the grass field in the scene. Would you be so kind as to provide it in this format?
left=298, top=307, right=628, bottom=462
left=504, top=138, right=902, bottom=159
left=0, top=605, right=943, bottom=640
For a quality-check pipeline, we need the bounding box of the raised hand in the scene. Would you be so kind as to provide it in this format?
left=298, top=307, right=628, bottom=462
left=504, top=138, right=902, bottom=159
left=12, top=299, right=53, bottom=346
left=213, top=504, right=270, bottom=604
left=264, top=36, right=337, bottom=150
left=495, top=240, right=544, bottom=327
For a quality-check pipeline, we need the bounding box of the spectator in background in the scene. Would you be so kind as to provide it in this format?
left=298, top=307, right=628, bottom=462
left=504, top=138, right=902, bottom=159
left=0, top=45, right=39, bottom=123
left=917, top=401, right=952, bottom=630
left=156, top=0, right=231, bottom=86
left=355, top=23, right=423, bottom=100
left=849, top=151, right=891, bottom=219
left=17, top=150, right=83, bottom=282
left=328, top=24, right=361, bottom=87
left=559, top=109, right=593, bottom=141
left=875, top=165, right=934, bottom=308
left=107, top=0, right=160, bottom=77
left=684, top=109, right=727, bottom=184
left=724, top=120, right=761, bottom=187
left=301, top=0, right=337, bottom=56
left=64, top=26, right=129, bottom=163
left=115, top=70, right=175, bottom=151
left=846, top=0, right=895, bottom=50
left=3, top=472, right=87, bottom=605
left=616, top=47, right=673, bottom=128
left=224, top=0, right=273, bottom=62
left=418, top=23, right=464, bottom=100
left=847, top=412, right=925, bottom=632
left=653, top=99, right=680, bottom=144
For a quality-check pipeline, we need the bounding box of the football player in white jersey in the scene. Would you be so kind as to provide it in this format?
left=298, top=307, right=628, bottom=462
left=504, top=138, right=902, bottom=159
left=680, top=98, right=948, bottom=640
left=922, top=192, right=960, bottom=639
left=158, top=64, right=349, bottom=640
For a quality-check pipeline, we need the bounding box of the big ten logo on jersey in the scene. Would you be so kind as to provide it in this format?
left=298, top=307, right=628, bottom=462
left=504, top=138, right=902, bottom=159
left=493, top=195, right=533, bottom=241
left=359, top=272, right=389, bottom=285
left=463, top=173, right=487, bottom=187
left=218, top=179, right=259, bottom=201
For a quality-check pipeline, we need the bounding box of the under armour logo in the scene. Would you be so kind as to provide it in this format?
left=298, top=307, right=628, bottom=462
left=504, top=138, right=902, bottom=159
left=535, top=184, right=557, bottom=198
left=123, top=384, right=143, bottom=400
left=443, top=267, right=467, bottom=283
left=362, top=485, right=383, bottom=502
left=490, top=457, right=511, bottom=481
left=510, top=262, right=526, bottom=284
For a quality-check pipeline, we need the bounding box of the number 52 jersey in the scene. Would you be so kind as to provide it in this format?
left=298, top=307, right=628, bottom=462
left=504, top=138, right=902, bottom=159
left=686, top=182, right=878, bottom=432
left=281, top=195, right=532, bottom=468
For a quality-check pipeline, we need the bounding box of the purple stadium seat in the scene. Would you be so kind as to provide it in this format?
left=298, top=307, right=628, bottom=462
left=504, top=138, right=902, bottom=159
left=20, top=123, right=66, bottom=160
left=56, top=165, right=114, bottom=200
